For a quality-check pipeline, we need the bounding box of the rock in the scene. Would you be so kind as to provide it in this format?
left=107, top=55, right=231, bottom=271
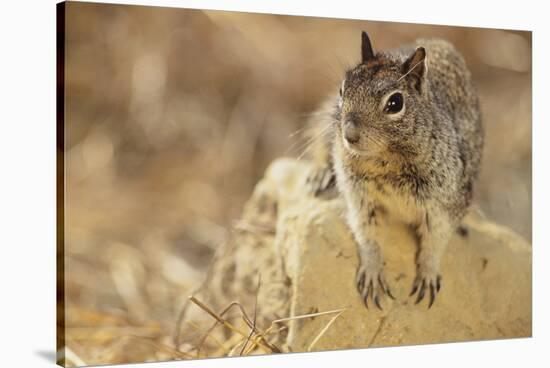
left=182, top=158, right=531, bottom=354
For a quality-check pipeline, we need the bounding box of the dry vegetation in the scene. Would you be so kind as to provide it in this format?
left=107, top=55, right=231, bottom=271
left=59, top=2, right=531, bottom=366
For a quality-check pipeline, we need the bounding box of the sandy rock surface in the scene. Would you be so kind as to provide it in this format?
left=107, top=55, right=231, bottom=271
left=192, top=158, right=531, bottom=353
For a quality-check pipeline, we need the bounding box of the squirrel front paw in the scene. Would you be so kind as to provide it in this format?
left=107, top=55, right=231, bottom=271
left=356, top=255, right=394, bottom=310
left=410, top=260, right=442, bottom=308
left=305, top=166, right=336, bottom=196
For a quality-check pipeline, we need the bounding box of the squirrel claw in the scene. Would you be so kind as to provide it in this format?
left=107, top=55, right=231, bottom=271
left=374, top=295, right=383, bottom=310
left=356, top=267, right=393, bottom=310
left=410, top=274, right=442, bottom=308
left=414, top=280, right=426, bottom=304
left=428, top=283, right=436, bottom=308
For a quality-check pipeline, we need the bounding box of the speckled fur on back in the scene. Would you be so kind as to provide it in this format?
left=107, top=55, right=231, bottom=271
left=306, top=33, right=483, bottom=309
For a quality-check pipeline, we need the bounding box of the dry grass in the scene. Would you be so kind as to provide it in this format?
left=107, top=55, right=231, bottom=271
left=179, top=295, right=346, bottom=358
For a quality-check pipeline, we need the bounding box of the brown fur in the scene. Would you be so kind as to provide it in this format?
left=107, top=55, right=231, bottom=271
left=306, top=33, right=483, bottom=309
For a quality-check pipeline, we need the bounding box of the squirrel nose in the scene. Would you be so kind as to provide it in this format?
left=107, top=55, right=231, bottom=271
left=343, top=120, right=360, bottom=144
left=344, top=130, right=360, bottom=144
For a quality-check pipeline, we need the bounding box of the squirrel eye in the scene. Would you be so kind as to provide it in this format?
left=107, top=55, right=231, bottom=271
left=384, top=92, right=404, bottom=114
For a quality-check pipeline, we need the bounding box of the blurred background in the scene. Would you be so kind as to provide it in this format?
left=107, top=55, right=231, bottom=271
left=60, top=2, right=531, bottom=365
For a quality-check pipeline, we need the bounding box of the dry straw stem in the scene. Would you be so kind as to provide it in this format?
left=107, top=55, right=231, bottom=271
left=188, top=273, right=283, bottom=356
left=174, top=292, right=200, bottom=347
left=238, top=307, right=348, bottom=355
left=241, top=325, right=288, bottom=355
left=188, top=296, right=278, bottom=354
left=192, top=300, right=280, bottom=355
left=173, top=243, right=222, bottom=348
left=125, top=335, right=195, bottom=359
left=270, top=307, right=347, bottom=326
left=186, top=320, right=229, bottom=355
left=183, top=272, right=347, bottom=359
left=239, top=275, right=259, bottom=356
left=307, top=309, right=346, bottom=351
left=240, top=317, right=257, bottom=355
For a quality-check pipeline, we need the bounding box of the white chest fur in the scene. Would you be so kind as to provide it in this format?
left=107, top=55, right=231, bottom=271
left=364, top=181, right=423, bottom=226
left=333, top=153, right=423, bottom=229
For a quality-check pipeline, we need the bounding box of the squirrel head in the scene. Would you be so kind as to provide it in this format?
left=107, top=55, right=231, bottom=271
left=335, top=31, right=430, bottom=159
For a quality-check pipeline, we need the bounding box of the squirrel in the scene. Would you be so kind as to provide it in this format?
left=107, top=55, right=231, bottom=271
left=305, top=32, right=483, bottom=309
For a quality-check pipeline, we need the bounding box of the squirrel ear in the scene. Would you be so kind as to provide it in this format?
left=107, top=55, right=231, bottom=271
left=361, top=31, right=374, bottom=63
left=403, top=47, right=427, bottom=92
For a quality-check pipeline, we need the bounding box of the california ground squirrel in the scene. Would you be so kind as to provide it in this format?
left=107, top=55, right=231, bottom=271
left=306, top=32, right=483, bottom=309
